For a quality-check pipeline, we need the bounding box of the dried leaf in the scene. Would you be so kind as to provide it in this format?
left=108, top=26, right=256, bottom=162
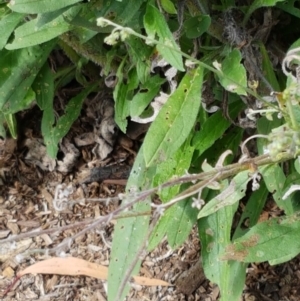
left=18, top=257, right=170, bottom=287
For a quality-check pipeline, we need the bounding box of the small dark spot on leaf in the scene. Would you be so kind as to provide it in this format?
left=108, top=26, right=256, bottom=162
left=140, top=88, right=149, bottom=93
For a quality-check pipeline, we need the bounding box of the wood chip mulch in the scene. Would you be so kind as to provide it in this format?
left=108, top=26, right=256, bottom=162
left=1, top=101, right=300, bottom=301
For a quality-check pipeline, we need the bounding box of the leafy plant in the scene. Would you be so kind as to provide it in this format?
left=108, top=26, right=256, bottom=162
left=2, top=1, right=300, bottom=301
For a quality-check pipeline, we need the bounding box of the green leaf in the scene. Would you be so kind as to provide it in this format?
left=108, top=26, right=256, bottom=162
left=114, top=62, right=138, bottom=132
left=35, top=7, right=71, bottom=29
left=1, top=85, right=36, bottom=115
left=149, top=140, right=195, bottom=250
left=0, top=112, right=6, bottom=138
left=126, top=37, right=152, bottom=84
left=243, top=0, right=285, bottom=25
left=197, top=126, right=243, bottom=167
left=6, top=6, right=81, bottom=49
left=223, top=213, right=300, bottom=263
left=198, top=197, right=245, bottom=301
left=260, top=164, right=294, bottom=215
left=257, top=116, right=282, bottom=154
left=130, top=75, right=165, bottom=117
left=0, top=11, right=24, bottom=50
left=295, top=157, right=300, bottom=174
left=184, top=15, right=211, bottom=39
left=44, top=84, right=96, bottom=158
left=161, top=0, right=177, bottom=14
left=32, top=62, right=56, bottom=156
left=0, top=41, right=55, bottom=112
left=198, top=171, right=250, bottom=219
left=4, top=114, right=17, bottom=139
left=192, top=101, right=245, bottom=155
left=259, top=42, right=280, bottom=91
left=166, top=198, right=198, bottom=248
left=108, top=146, right=156, bottom=301
left=143, top=66, right=204, bottom=167
left=8, top=0, right=82, bottom=14
left=277, top=1, right=300, bottom=19
left=144, top=4, right=184, bottom=71
left=217, top=49, right=247, bottom=95
left=99, top=0, right=146, bottom=28
left=233, top=181, right=268, bottom=239
left=148, top=198, right=198, bottom=251
left=33, top=63, right=54, bottom=111
left=283, top=172, right=300, bottom=212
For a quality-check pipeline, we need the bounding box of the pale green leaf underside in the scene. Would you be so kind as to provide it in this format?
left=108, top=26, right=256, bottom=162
left=198, top=171, right=250, bottom=219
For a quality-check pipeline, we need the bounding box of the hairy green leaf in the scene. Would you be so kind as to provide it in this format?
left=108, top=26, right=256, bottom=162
left=143, top=66, right=204, bottom=167
left=36, top=7, right=71, bottom=29
left=184, top=15, right=211, bottom=39
left=0, top=41, right=55, bottom=112
left=223, top=213, right=300, bottom=263
left=260, top=164, right=294, bottom=215
left=114, top=63, right=138, bottom=132
left=217, top=49, right=247, bottom=95
left=144, top=4, right=184, bottom=71
left=198, top=197, right=244, bottom=301
left=8, top=0, right=82, bottom=14
left=108, top=146, right=156, bottom=301
left=42, top=84, right=96, bottom=158
left=4, top=113, right=17, bottom=139
left=161, top=0, right=177, bottom=14
left=130, top=75, right=165, bottom=117
left=166, top=198, right=198, bottom=248
left=0, top=10, right=24, bottom=50
left=32, top=63, right=56, bottom=157
left=149, top=140, right=194, bottom=250
left=198, top=171, right=250, bottom=219
left=0, top=113, right=6, bottom=138
left=259, top=42, right=280, bottom=91
left=126, top=37, right=153, bottom=84
left=233, top=181, right=268, bottom=239
left=6, top=6, right=80, bottom=49
left=192, top=101, right=244, bottom=155
left=99, top=0, right=145, bottom=28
